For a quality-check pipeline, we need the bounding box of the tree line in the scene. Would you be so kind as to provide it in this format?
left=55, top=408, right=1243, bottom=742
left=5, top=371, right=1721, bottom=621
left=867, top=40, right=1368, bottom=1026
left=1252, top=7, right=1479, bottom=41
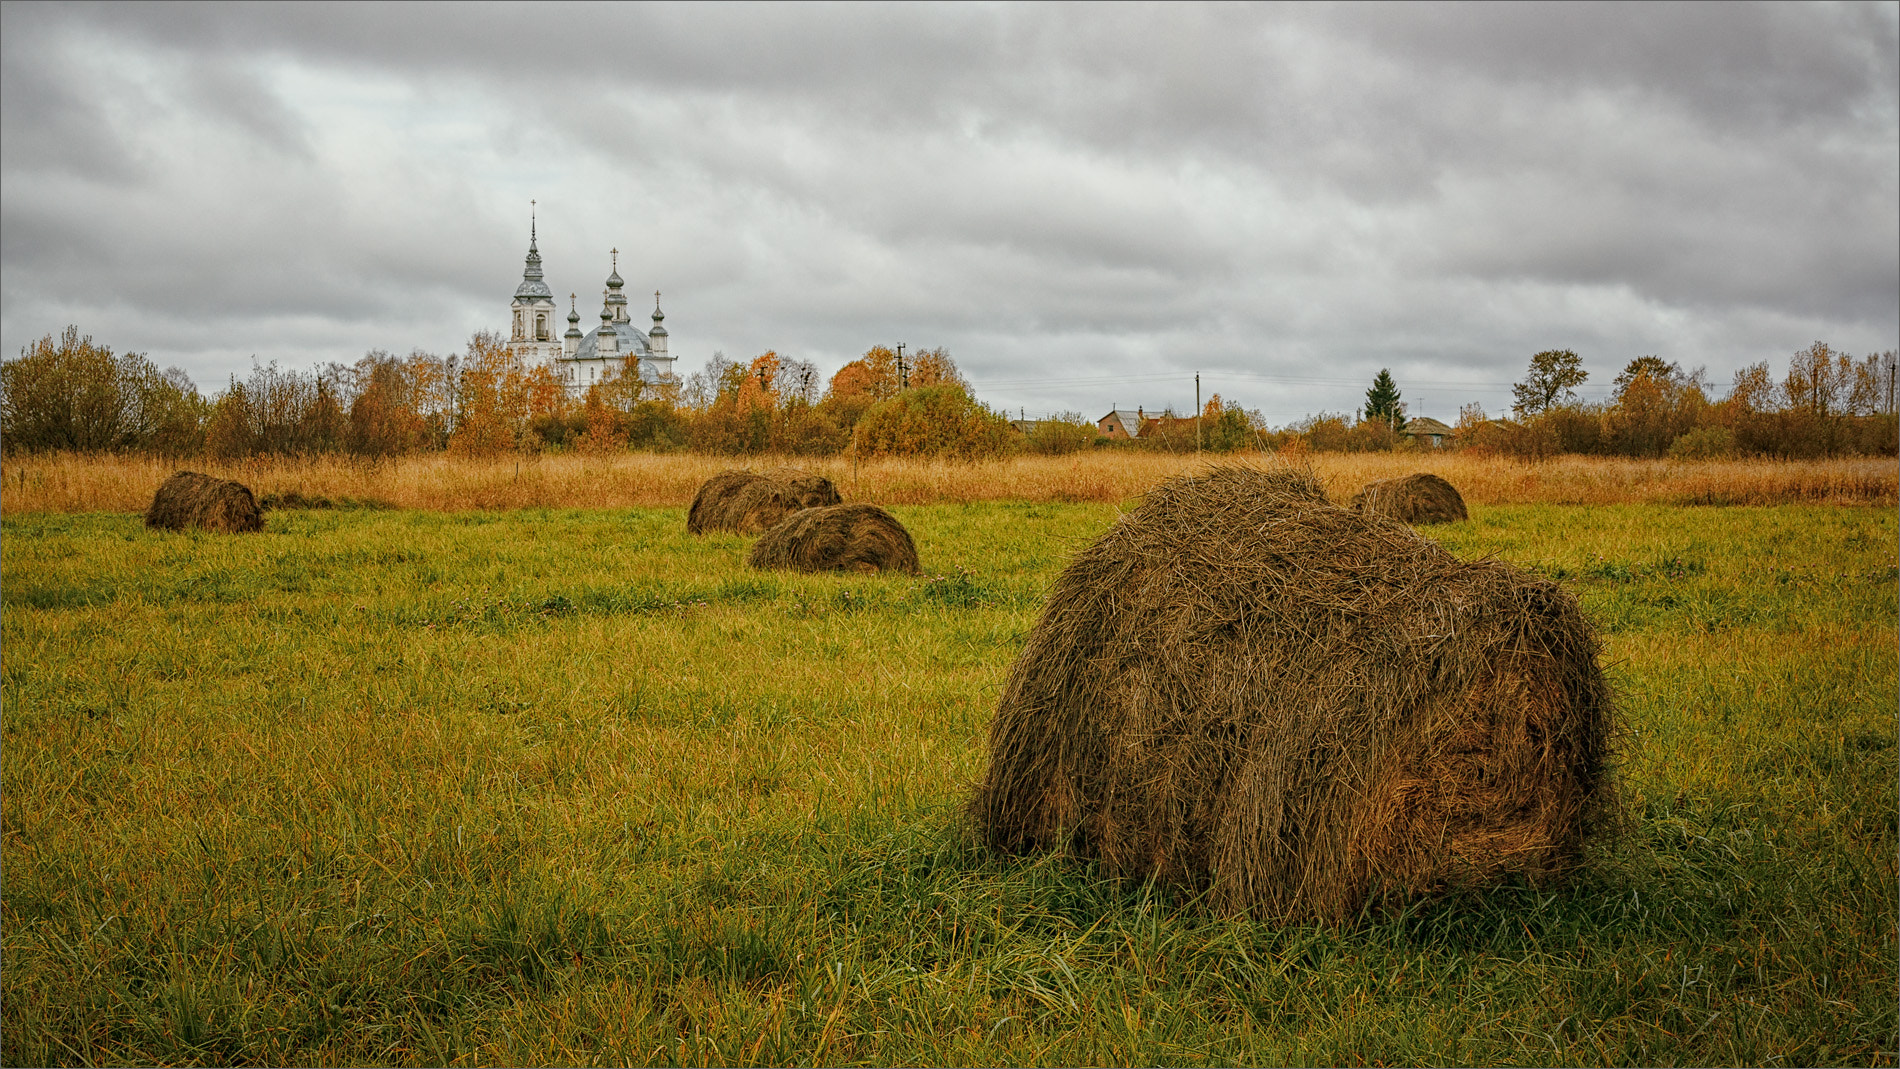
left=0, top=329, right=1025, bottom=461
left=4, top=327, right=1893, bottom=460
left=1460, top=344, right=1898, bottom=459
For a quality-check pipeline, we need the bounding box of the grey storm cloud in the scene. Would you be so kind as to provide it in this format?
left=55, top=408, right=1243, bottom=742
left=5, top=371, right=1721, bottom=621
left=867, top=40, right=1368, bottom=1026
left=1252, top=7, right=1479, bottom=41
left=2, top=1, right=1894, bottom=423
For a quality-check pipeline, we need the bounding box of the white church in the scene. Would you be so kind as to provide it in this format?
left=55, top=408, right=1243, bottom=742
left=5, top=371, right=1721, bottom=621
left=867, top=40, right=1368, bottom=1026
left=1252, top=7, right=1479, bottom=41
left=506, top=213, right=677, bottom=396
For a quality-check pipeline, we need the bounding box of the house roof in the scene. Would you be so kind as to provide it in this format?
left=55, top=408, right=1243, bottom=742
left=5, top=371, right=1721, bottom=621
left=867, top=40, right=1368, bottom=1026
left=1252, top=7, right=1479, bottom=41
left=1100, top=409, right=1146, bottom=436
left=1403, top=416, right=1454, bottom=436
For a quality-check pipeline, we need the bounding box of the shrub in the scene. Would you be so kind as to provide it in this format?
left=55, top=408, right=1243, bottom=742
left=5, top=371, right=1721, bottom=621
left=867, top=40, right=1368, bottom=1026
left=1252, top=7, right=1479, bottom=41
left=1024, top=414, right=1098, bottom=455
left=1668, top=425, right=1735, bottom=460
left=853, top=386, right=1018, bottom=460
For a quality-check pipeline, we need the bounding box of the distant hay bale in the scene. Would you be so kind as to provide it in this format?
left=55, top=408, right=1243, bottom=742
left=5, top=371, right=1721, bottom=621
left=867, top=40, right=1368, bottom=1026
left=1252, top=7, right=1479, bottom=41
left=145, top=471, right=264, bottom=534
left=688, top=468, right=843, bottom=535
left=259, top=490, right=333, bottom=510
left=770, top=468, right=843, bottom=510
left=687, top=470, right=770, bottom=534
left=1351, top=472, right=1468, bottom=525
left=972, top=465, right=1613, bottom=923
left=747, top=504, right=920, bottom=575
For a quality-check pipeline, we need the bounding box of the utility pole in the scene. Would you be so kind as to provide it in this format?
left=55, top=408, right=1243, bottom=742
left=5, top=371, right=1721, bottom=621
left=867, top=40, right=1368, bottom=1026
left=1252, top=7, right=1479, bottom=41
left=896, top=343, right=909, bottom=391
left=1888, top=351, right=1896, bottom=416
left=1195, top=373, right=1202, bottom=455
left=446, top=355, right=459, bottom=435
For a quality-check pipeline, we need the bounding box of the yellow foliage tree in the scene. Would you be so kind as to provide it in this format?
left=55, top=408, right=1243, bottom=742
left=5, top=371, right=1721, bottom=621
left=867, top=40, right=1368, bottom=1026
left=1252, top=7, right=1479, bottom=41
left=449, top=330, right=526, bottom=456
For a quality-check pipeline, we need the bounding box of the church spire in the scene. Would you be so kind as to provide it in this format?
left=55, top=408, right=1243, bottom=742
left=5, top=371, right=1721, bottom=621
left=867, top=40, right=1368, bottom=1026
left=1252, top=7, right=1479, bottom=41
left=514, top=203, right=550, bottom=300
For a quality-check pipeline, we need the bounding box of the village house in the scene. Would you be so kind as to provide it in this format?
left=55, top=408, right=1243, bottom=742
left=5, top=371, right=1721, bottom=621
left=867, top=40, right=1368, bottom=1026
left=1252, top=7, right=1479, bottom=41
left=1097, top=407, right=1155, bottom=440
left=1401, top=416, right=1454, bottom=448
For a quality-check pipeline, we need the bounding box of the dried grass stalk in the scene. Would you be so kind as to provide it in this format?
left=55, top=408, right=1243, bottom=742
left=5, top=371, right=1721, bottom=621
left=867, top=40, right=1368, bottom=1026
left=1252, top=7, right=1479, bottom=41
left=747, top=504, right=920, bottom=574
left=145, top=471, right=264, bottom=533
left=973, top=464, right=1613, bottom=922
left=1350, top=472, right=1468, bottom=524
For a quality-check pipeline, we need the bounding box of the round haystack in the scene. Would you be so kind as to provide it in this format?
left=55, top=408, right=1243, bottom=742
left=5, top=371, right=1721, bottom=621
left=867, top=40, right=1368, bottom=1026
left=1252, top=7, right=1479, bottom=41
left=145, top=471, right=264, bottom=534
left=1350, top=472, right=1468, bottom=525
left=688, top=468, right=845, bottom=535
left=718, top=478, right=808, bottom=535
left=687, top=470, right=770, bottom=534
left=747, top=504, right=920, bottom=575
left=770, top=468, right=844, bottom=510
left=972, top=464, right=1613, bottom=923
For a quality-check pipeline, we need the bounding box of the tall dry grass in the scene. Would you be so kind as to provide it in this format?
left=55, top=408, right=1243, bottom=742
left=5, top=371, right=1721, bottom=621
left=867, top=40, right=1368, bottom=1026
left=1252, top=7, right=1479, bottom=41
left=1, top=450, right=1893, bottom=513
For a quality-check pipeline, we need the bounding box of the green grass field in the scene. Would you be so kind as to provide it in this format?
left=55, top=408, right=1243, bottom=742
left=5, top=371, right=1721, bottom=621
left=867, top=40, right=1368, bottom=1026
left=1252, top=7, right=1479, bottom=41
left=3, top=500, right=1894, bottom=1066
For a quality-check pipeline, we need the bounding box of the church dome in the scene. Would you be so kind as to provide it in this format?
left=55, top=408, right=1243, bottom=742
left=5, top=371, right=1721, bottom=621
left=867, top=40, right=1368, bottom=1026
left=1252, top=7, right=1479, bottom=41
left=574, top=320, right=653, bottom=361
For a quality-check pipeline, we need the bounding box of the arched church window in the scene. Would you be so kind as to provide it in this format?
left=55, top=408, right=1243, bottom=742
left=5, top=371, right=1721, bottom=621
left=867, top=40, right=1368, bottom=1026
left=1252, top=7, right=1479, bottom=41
left=535, top=313, right=548, bottom=341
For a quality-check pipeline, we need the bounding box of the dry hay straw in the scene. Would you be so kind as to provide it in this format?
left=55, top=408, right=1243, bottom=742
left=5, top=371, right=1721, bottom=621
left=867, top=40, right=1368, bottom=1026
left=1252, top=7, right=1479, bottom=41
left=747, top=503, right=920, bottom=575
left=1350, top=472, right=1469, bottom=525
left=145, top=471, right=264, bottom=533
left=972, top=464, right=1615, bottom=923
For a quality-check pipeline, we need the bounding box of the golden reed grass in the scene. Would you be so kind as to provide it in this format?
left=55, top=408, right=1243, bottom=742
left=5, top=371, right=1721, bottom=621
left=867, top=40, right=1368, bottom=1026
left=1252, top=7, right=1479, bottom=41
left=1, top=450, right=1892, bottom=513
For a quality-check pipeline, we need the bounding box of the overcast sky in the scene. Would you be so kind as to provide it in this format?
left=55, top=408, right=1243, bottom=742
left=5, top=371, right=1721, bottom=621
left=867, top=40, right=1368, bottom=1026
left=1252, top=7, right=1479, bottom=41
left=3, top=2, right=1895, bottom=425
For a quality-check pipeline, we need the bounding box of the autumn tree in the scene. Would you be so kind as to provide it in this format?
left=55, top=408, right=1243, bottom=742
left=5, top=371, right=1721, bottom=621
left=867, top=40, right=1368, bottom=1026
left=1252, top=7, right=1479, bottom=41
left=860, top=346, right=902, bottom=399
left=448, top=330, right=526, bottom=456
left=1848, top=351, right=1897, bottom=416
left=853, top=385, right=1015, bottom=460
left=1783, top=341, right=1852, bottom=417
left=774, top=357, right=822, bottom=406
left=202, top=380, right=256, bottom=460
left=1511, top=350, right=1587, bottom=415
left=1603, top=357, right=1684, bottom=457
left=0, top=327, right=205, bottom=454
left=909, top=347, right=968, bottom=392
left=1022, top=412, right=1099, bottom=455
left=1202, top=394, right=1257, bottom=453
left=347, top=350, right=438, bottom=456
left=573, top=382, right=626, bottom=454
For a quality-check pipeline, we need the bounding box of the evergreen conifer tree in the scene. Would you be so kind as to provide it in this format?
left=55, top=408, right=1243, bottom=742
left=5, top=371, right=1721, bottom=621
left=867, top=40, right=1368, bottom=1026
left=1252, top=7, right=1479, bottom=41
left=1364, top=368, right=1406, bottom=431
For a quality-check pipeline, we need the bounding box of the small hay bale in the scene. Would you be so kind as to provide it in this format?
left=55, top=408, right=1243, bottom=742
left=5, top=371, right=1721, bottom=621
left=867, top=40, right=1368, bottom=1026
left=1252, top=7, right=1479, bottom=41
left=1350, top=472, right=1468, bottom=525
left=747, top=504, right=920, bottom=575
left=770, top=468, right=844, bottom=510
left=145, top=471, right=264, bottom=533
left=972, top=464, right=1613, bottom=923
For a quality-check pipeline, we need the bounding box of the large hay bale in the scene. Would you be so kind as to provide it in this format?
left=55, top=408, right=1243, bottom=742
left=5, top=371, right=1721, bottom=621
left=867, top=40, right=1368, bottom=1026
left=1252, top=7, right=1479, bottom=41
left=145, top=471, right=264, bottom=533
left=1350, top=472, right=1468, bottom=525
left=747, top=504, right=920, bottom=575
left=973, top=465, right=1613, bottom=922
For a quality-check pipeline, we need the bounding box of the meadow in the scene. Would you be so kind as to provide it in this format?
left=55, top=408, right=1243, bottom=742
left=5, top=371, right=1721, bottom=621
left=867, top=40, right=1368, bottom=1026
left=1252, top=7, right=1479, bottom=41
left=3, top=450, right=1894, bottom=514
left=1, top=465, right=1895, bottom=1065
